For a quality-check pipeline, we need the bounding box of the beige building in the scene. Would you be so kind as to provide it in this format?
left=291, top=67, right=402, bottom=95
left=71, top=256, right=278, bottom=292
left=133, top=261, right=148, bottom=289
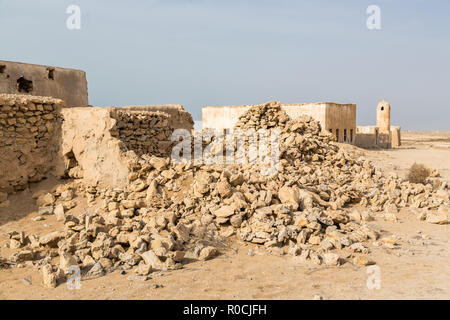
left=0, top=60, right=88, bottom=107
left=202, top=99, right=401, bottom=148
left=202, top=102, right=357, bottom=143
left=355, top=99, right=401, bottom=148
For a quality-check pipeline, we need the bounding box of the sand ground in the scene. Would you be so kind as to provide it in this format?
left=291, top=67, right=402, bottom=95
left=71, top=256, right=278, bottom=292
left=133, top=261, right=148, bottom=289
left=0, top=131, right=449, bottom=300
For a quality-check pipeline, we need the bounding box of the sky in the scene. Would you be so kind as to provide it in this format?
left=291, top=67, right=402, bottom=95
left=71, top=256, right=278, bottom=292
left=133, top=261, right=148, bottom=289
left=0, top=0, right=449, bottom=130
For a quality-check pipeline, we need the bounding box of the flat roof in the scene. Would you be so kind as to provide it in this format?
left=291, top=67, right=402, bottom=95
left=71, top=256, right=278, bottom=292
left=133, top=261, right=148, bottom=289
left=0, top=59, right=85, bottom=73
left=203, top=102, right=356, bottom=109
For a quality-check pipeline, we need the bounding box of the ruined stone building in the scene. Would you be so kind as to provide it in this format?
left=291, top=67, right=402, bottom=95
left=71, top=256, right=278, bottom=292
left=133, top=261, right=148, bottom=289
left=355, top=99, right=401, bottom=148
left=0, top=60, right=88, bottom=107
left=203, top=102, right=357, bottom=143
left=0, top=60, right=401, bottom=197
left=202, top=100, right=401, bottom=148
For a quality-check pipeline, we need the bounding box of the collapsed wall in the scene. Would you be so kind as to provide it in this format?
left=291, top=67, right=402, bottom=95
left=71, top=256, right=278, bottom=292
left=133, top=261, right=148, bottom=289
left=61, top=106, right=192, bottom=189
left=0, top=94, right=64, bottom=193
left=3, top=100, right=449, bottom=288
left=121, top=105, right=194, bottom=130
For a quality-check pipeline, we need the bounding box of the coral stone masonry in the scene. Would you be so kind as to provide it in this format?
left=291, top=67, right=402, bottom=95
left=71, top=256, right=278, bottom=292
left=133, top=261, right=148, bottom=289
left=0, top=94, right=64, bottom=192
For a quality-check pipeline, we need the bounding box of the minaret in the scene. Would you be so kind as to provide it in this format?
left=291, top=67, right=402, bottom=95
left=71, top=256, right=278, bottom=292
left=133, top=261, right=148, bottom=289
left=376, top=98, right=390, bottom=132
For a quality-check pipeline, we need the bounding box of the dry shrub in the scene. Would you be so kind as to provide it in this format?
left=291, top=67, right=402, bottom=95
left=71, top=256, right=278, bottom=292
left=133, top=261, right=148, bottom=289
left=407, top=163, right=431, bottom=184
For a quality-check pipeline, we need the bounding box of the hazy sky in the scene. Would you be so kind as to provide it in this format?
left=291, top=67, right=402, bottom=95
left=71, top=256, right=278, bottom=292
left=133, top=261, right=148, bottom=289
left=1, top=0, right=449, bottom=130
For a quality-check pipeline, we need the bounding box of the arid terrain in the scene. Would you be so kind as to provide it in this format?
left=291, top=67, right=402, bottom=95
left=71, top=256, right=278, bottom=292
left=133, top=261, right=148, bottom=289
left=0, top=131, right=449, bottom=300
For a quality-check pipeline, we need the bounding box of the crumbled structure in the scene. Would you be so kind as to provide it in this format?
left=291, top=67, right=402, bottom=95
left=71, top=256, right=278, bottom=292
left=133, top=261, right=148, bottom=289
left=355, top=99, right=401, bottom=148
left=0, top=60, right=88, bottom=107
left=60, top=105, right=194, bottom=189
left=202, top=102, right=357, bottom=143
left=203, top=99, right=402, bottom=148
left=4, top=101, right=447, bottom=288
left=0, top=94, right=64, bottom=195
left=121, top=105, right=194, bottom=130
left=110, top=109, right=174, bottom=157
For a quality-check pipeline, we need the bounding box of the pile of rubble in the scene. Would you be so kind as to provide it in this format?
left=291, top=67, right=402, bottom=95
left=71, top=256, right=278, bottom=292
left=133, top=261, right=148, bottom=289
left=2, top=101, right=449, bottom=288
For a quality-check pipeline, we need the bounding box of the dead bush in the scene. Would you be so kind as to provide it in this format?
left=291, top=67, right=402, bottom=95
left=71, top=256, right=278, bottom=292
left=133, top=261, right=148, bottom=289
left=407, top=163, right=431, bottom=184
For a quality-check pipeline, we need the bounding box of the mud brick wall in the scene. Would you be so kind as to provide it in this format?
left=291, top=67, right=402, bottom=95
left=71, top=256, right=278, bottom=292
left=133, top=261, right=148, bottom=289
left=0, top=94, right=64, bottom=192
left=121, top=105, right=194, bottom=131
left=110, top=109, right=175, bottom=157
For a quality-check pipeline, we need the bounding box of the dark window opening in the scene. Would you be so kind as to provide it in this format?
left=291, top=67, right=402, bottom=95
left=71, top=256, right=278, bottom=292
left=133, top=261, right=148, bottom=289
left=47, top=68, right=55, bottom=80
left=329, top=128, right=332, bottom=133
left=16, top=76, right=33, bottom=93
left=381, top=106, right=384, bottom=111
left=0, top=65, right=5, bottom=73
left=335, top=129, right=339, bottom=142
left=344, top=129, right=347, bottom=142
left=350, top=129, right=353, bottom=142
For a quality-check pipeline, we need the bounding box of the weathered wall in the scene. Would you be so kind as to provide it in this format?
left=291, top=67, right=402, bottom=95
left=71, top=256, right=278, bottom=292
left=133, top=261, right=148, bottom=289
left=0, top=60, right=88, bottom=107
left=391, top=126, right=401, bottom=147
left=110, top=109, right=175, bottom=157
left=376, top=100, right=391, bottom=132
left=61, top=107, right=181, bottom=188
left=355, top=126, right=379, bottom=148
left=0, top=94, right=64, bottom=193
left=202, top=105, right=253, bottom=131
left=60, top=107, right=138, bottom=189
left=282, top=104, right=327, bottom=126
left=356, top=125, right=401, bottom=149
left=121, top=105, right=194, bottom=130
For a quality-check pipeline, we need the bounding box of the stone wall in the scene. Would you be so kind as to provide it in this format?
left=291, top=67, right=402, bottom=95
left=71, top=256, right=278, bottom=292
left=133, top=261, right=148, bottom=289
left=0, top=94, right=64, bottom=193
left=355, top=125, right=402, bottom=148
left=355, top=126, right=378, bottom=148
left=110, top=109, right=174, bottom=157
left=61, top=106, right=188, bottom=189
left=391, top=126, right=401, bottom=147
left=121, top=105, right=194, bottom=130
left=0, top=60, right=88, bottom=107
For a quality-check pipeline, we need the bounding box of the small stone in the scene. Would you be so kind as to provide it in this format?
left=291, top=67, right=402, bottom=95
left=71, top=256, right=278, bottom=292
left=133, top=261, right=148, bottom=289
left=127, top=275, right=149, bottom=282
left=308, top=235, right=321, bottom=245
left=32, top=216, right=45, bottom=222
left=211, top=205, right=235, bottom=218
left=36, top=193, right=55, bottom=207
left=353, top=256, right=374, bottom=266
left=10, top=250, right=35, bottom=263
left=322, top=253, right=340, bottom=266
left=198, top=246, right=218, bottom=261
left=41, top=264, right=57, bottom=288
left=136, top=263, right=152, bottom=276
left=140, top=250, right=165, bottom=270
left=59, top=253, right=78, bottom=273
left=10, top=239, right=21, bottom=249
left=39, top=231, right=64, bottom=248
left=86, top=262, right=105, bottom=278
left=54, top=204, right=65, bottom=221
left=38, top=206, right=54, bottom=216
left=425, top=212, right=448, bottom=225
